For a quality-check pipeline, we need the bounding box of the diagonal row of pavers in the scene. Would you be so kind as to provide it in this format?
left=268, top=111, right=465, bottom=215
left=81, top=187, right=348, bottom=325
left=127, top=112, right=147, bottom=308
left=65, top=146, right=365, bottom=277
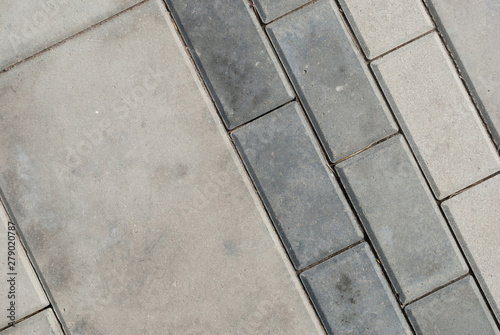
left=165, top=0, right=500, bottom=334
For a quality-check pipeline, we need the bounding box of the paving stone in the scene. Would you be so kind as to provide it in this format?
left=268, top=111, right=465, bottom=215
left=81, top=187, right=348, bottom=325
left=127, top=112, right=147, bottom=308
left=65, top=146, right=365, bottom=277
left=2, top=309, right=63, bottom=335
left=442, top=174, right=500, bottom=320
left=232, top=102, right=363, bottom=269
left=0, top=0, right=141, bottom=70
left=165, top=0, right=294, bottom=129
left=0, top=202, right=49, bottom=329
left=372, top=33, right=500, bottom=199
left=405, top=276, right=500, bottom=335
left=338, top=0, right=433, bottom=59
left=253, top=0, right=310, bottom=23
left=0, top=1, right=324, bottom=334
left=300, top=243, right=412, bottom=335
left=267, top=0, right=398, bottom=162
left=425, top=0, right=500, bottom=150
left=336, top=135, right=468, bottom=303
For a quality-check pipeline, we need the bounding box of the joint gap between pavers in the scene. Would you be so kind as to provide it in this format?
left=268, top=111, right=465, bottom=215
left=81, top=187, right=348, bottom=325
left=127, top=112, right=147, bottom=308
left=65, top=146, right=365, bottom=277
left=419, top=0, right=500, bottom=157
left=403, top=273, right=470, bottom=307
left=258, top=0, right=318, bottom=26
left=332, top=132, right=400, bottom=165
left=0, top=189, right=69, bottom=334
left=437, top=170, right=500, bottom=204
left=0, top=0, right=149, bottom=74
left=0, top=305, right=54, bottom=332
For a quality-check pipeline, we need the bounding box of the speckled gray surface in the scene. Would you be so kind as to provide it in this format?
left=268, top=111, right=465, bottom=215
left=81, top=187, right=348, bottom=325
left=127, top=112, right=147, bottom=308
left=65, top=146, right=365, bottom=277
left=253, top=0, right=310, bottom=23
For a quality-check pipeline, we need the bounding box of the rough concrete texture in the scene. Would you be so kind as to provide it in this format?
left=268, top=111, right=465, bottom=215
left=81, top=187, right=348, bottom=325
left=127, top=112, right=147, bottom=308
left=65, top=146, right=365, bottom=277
left=267, top=0, right=397, bottom=162
left=0, top=203, right=48, bottom=329
left=0, top=1, right=324, bottom=334
left=338, top=0, right=433, bottom=59
left=336, top=135, right=468, bottom=303
left=165, top=0, right=294, bottom=129
left=254, top=0, right=310, bottom=23
left=1, top=309, right=63, bottom=334
left=406, top=276, right=500, bottom=335
left=300, top=243, right=412, bottom=335
left=372, top=33, right=500, bottom=199
left=232, top=102, right=363, bottom=269
left=0, top=0, right=141, bottom=70
left=442, top=174, right=500, bottom=320
left=425, top=0, right=500, bottom=150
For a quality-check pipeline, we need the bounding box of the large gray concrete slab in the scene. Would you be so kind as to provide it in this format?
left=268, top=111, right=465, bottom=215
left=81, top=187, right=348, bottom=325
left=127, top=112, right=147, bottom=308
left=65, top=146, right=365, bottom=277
left=336, top=135, right=468, bottom=303
left=253, top=0, right=310, bottom=23
left=0, top=1, right=324, bottom=334
left=164, top=0, right=294, bottom=129
left=425, top=0, right=500, bottom=150
left=372, top=33, right=500, bottom=199
left=0, top=0, right=141, bottom=70
left=232, top=103, right=363, bottom=270
left=442, top=174, right=500, bottom=320
left=405, top=276, right=500, bottom=335
left=338, top=0, right=433, bottom=59
left=0, top=202, right=48, bottom=330
left=1, top=309, right=63, bottom=335
left=267, top=0, right=397, bottom=162
left=300, top=243, right=412, bottom=335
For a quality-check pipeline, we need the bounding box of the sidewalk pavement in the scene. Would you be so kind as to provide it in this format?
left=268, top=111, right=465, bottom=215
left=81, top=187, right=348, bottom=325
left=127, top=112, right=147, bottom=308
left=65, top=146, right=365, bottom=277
left=0, top=0, right=499, bottom=334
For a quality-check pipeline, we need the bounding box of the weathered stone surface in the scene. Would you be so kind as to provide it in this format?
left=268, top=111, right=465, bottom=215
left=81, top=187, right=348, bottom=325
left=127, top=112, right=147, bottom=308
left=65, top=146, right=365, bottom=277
left=338, top=0, right=433, bottom=59
left=425, top=0, right=500, bottom=150
left=372, top=33, right=500, bottom=199
left=267, top=0, right=397, bottom=162
left=253, top=0, right=310, bottom=23
left=442, top=174, right=500, bottom=320
left=405, top=276, right=500, bottom=335
left=336, top=135, right=468, bottom=303
left=0, top=1, right=323, bottom=334
left=2, top=309, right=63, bottom=334
left=165, top=0, right=294, bottom=129
left=0, top=202, right=48, bottom=329
left=232, top=102, right=363, bottom=269
left=0, top=0, right=141, bottom=70
left=300, top=243, right=412, bottom=335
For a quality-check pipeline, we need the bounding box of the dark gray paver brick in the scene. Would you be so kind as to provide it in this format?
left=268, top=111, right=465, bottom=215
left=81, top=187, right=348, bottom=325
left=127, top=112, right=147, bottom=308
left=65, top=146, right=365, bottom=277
left=165, top=0, right=294, bottom=129
left=336, top=135, right=468, bottom=303
left=300, top=243, right=412, bottom=335
left=405, top=276, right=500, bottom=335
left=266, top=0, right=398, bottom=162
left=253, top=0, right=310, bottom=23
left=231, top=102, right=363, bottom=269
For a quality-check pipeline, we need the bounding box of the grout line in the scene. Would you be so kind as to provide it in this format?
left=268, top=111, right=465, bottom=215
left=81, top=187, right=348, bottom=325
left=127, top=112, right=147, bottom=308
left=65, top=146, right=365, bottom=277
left=1, top=0, right=148, bottom=75
left=403, top=273, right=470, bottom=307
left=332, top=132, right=400, bottom=165
left=0, top=305, right=54, bottom=332
left=438, top=170, right=500, bottom=204
left=261, top=0, right=317, bottom=25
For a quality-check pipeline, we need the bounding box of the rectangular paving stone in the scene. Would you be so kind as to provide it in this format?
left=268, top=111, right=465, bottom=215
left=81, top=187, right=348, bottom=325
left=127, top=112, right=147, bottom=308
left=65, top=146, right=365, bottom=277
left=442, top=174, right=500, bottom=320
left=336, top=135, right=468, bottom=303
left=267, top=0, right=398, bottom=162
left=2, top=309, right=63, bottom=334
left=231, top=102, right=363, bottom=269
left=300, top=243, right=412, bottom=335
left=0, top=0, right=141, bottom=70
left=165, top=0, right=294, bottom=129
left=253, top=0, right=310, bottom=23
left=1, top=201, right=49, bottom=329
left=338, top=0, right=433, bottom=59
left=405, top=276, right=500, bottom=335
left=0, top=1, right=324, bottom=334
left=425, top=0, right=500, bottom=150
left=372, top=33, right=500, bottom=199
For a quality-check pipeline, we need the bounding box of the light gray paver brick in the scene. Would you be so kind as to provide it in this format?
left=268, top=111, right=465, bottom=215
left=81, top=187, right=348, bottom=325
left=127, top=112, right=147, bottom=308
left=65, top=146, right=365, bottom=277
left=2, top=309, right=63, bottom=335
left=405, top=276, right=500, bottom=335
left=1, top=203, right=49, bottom=330
left=425, top=0, right=500, bottom=150
left=267, top=0, right=397, bottom=162
left=231, top=102, right=363, bottom=269
left=253, top=0, right=310, bottom=23
left=442, top=174, right=500, bottom=320
left=300, top=243, right=412, bottom=335
left=0, top=1, right=324, bottom=334
left=338, top=0, right=434, bottom=59
left=0, top=0, right=141, bottom=70
left=336, top=135, right=468, bottom=303
left=372, top=33, right=500, bottom=199
left=165, top=0, right=294, bottom=129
